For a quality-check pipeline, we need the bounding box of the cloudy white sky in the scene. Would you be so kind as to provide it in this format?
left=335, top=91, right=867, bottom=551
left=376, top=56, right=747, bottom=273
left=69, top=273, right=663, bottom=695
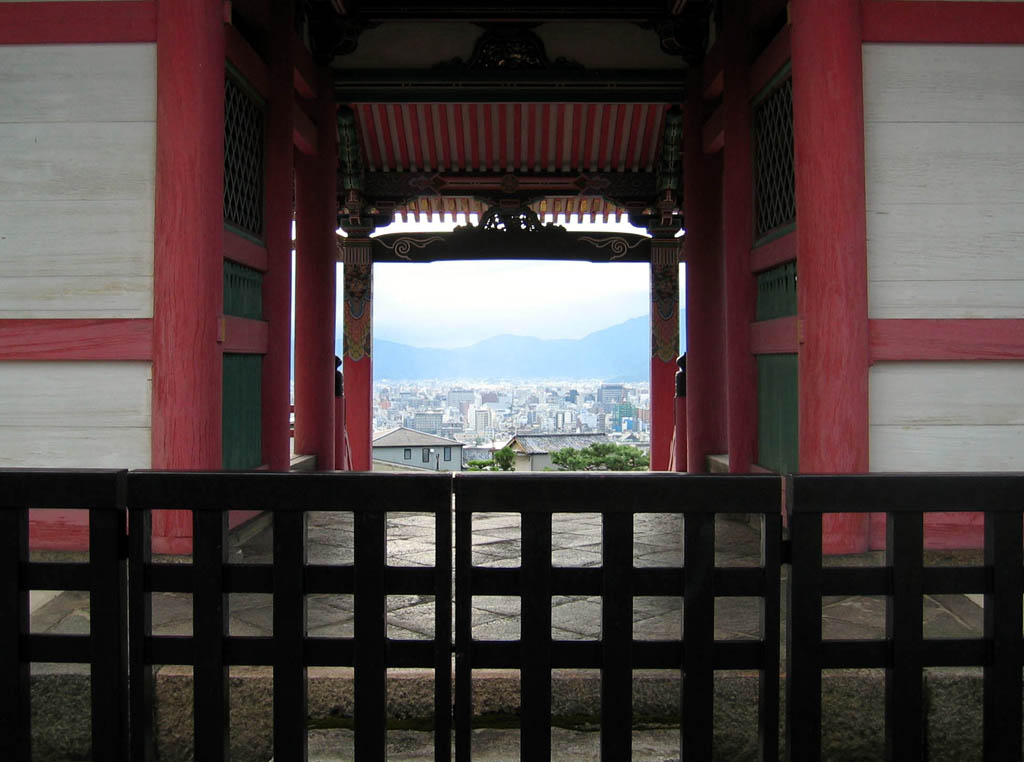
left=334, top=215, right=685, bottom=349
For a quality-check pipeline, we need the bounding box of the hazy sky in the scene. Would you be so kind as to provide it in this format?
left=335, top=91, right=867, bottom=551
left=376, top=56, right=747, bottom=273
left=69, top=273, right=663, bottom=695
left=335, top=215, right=685, bottom=349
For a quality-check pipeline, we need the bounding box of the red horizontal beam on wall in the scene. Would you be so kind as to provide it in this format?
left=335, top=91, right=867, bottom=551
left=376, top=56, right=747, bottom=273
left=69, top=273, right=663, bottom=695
left=863, top=1, right=1024, bottom=44
left=870, top=319, right=1024, bottom=361
left=702, top=103, right=724, bottom=154
left=750, top=316, right=799, bottom=355
left=750, top=231, right=796, bottom=273
left=226, top=23, right=269, bottom=96
left=0, top=1, right=156, bottom=44
left=293, top=101, right=318, bottom=155
left=0, top=319, right=153, bottom=361
left=749, top=24, right=791, bottom=98
left=292, top=31, right=318, bottom=100
left=220, top=315, right=268, bottom=354
left=224, top=229, right=268, bottom=271
left=701, top=41, right=724, bottom=100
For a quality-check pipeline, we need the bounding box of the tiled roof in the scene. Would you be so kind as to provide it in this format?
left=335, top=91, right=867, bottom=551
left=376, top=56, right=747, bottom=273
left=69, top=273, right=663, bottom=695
left=504, top=432, right=609, bottom=455
left=373, top=427, right=462, bottom=448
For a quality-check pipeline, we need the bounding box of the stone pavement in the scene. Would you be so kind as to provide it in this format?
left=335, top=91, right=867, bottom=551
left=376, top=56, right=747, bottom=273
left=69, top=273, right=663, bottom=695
left=29, top=510, right=987, bottom=761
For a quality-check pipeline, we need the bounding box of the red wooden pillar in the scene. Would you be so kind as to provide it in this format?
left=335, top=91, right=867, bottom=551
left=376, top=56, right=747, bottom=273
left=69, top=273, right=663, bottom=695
left=294, top=72, right=338, bottom=470
left=151, top=0, right=224, bottom=553
left=342, top=239, right=373, bottom=471
left=262, top=0, right=295, bottom=471
left=791, top=0, right=871, bottom=553
left=684, top=70, right=727, bottom=473
left=722, top=0, right=757, bottom=474
left=650, top=241, right=680, bottom=472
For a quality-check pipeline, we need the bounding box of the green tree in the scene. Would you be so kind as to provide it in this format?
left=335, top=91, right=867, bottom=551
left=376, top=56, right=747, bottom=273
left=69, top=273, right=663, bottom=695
left=492, top=447, right=516, bottom=471
left=550, top=442, right=649, bottom=472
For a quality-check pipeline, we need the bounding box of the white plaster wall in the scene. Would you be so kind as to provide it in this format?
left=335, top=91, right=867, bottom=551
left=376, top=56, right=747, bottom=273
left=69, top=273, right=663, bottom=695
left=0, top=43, right=156, bottom=317
left=870, top=362, right=1024, bottom=471
left=0, top=362, right=152, bottom=467
left=863, top=43, right=1024, bottom=319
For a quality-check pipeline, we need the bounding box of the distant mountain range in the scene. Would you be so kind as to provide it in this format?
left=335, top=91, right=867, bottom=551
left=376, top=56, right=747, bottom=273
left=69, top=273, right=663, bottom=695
left=336, top=313, right=686, bottom=381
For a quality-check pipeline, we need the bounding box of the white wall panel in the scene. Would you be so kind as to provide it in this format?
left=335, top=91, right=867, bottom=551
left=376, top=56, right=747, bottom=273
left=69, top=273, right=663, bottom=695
left=863, top=43, right=1024, bottom=320
left=864, top=44, right=1024, bottom=123
left=0, top=43, right=156, bottom=318
left=0, top=44, right=156, bottom=123
left=0, top=362, right=151, bottom=468
left=870, top=362, right=1024, bottom=471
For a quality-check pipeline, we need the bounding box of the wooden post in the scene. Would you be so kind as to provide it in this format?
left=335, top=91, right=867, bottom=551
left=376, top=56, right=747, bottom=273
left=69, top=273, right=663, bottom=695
left=342, top=239, right=373, bottom=471
left=721, top=0, right=757, bottom=474
left=683, top=69, right=727, bottom=473
left=673, top=355, right=687, bottom=472
left=151, top=0, right=224, bottom=553
left=262, top=0, right=295, bottom=471
left=650, top=240, right=680, bottom=472
left=294, top=71, right=338, bottom=470
left=791, top=0, right=870, bottom=553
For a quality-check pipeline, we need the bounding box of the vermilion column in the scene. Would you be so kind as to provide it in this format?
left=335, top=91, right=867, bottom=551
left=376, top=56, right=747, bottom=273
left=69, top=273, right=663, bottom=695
left=152, top=0, right=224, bottom=553
left=262, top=0, right=295, bottom=471
left=294, top=72, right=338, bottom=469
left=343, top=240, right=373, bottom=471
left=722, top=0, right=757, bottom=474
left=684, top=70, right=727, bottom=473
left=650, top=241, right=680, bottom=472
left=791, top=0, right=870, bottom=553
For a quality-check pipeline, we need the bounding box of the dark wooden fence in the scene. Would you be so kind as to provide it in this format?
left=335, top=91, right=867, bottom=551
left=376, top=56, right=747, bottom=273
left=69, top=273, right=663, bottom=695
left=1, top=469, right=1021, bottom=761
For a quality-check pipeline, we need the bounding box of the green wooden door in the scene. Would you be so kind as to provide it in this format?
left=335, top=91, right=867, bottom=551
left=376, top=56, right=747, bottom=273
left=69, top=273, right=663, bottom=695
left=223, top=353, right=262, bottom=469
left=757, top=353, right=798, bottom=474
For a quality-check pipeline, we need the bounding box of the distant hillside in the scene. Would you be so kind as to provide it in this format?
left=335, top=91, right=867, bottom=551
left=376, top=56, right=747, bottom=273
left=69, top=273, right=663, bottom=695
left=337, top=313, right=687, bottom=381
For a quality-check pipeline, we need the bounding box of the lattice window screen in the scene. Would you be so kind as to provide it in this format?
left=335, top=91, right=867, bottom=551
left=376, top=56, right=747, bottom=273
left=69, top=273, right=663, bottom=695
left=224, top=74, right=265, bottom=239
left=753, top=77, right=795, bottom=240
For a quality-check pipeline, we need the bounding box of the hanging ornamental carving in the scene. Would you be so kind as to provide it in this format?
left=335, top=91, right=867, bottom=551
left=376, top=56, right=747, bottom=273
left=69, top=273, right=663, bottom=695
left=480, top=205, right=545, bottom=233
left=435, top=26, right=583, bottom=74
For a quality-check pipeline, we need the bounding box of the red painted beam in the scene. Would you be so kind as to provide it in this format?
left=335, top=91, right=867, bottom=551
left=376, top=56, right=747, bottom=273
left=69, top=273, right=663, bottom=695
left=0, top=1, right=156, bottom=44
left=293, top=101, right=318, bottom=156
left=262, top=0, right=296, bottom=472
left=750, top=231, right=796, bottom=273
left=152, top=0, right=224, bottom=471
left=792, top=0, right=871, bottom=554
left=702, top=103, right=724, bottom=155
left=870, top=319, right=1024, bottom=362
left=0, top=319, right=152, bottom=361
left=863, top=1, right=1024, bottom=44
left=722, top=0, right=758, bottom=475
left=292, top=31, right=318, bottom=99
left=294, top=70, right=337, bottom=470
left=220, top=316, right=268, bottom=354
left=750, top=316, right=799, bottom=355
left=684, top=69, right=727, bottom=474
left=749, top=23, right=791, bottom=98
left=224, top=229, right=268, bottom=272
left=225, top=22, right=269, bottom=97
left=702, top=41, right=724, bottom=100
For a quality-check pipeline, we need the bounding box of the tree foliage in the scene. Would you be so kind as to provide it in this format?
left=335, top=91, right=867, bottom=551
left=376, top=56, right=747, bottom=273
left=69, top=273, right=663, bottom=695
left=550, top=442, right=649, bottom=472
left=466, top=447, right=516, bottom=471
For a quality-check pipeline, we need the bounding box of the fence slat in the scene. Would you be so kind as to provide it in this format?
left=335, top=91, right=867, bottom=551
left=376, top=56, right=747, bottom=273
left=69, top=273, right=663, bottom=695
left=886, top=511, right=924, bottom=761
left=601, top=512, right=633, bottom=761
left=354, top=508, right=387, bottom=761
left=89, top=497, right=129, bottom=762
left=760, top=512, right=782, bottom=760
left=274, top=510, right=308, bottom=762
left=983, top=510, right=1023, bottom=761
left=193, top=509, right=229, bottom=762
left=522, top=511, right=552, bottom=759
left=128, top=506, right=155, bottom=761
left=786, top=502, right=822, bottom=762
left=454, top=509, right=473, bottom=762
left=434, top=496, right=453, bottom=762
left=0, top=506, right=30, bottom=762
left=682, top=511, right=715, bottom=762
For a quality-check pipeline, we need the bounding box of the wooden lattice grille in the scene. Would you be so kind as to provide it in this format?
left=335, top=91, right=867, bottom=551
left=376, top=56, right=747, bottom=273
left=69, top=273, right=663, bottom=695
left=756, top=260, right=797, bottom=321
left=753, top=75, right=795, bottom=241
left=223, top=261, right=263, bottom=320
left=224, top=73, right=265, bottom=239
